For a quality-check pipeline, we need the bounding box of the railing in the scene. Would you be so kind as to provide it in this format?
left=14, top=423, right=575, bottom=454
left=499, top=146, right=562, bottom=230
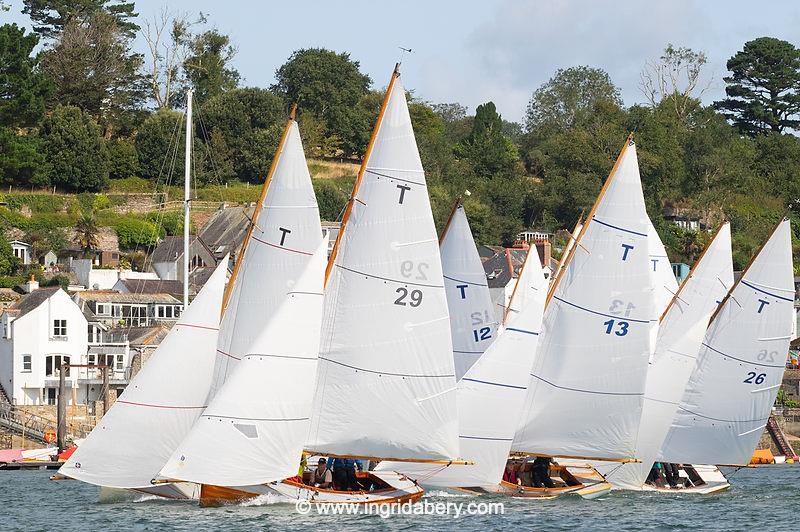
left=767, top=415, right=798, bottom=458
left=0, top=403, right=93, bottom=445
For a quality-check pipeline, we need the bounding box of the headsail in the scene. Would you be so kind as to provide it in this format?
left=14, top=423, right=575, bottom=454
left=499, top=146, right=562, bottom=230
left=377, top=245, right=547, bottom=486
left=603, top=223, right=733, bottom=489
left=210, top=115, right=322, bottom=399
left=160, top=239, right=327, bottom=486
left=306, top=67, right=459, bottom=461
left=440, top=201, right=497, bottom=380
left=58, top=260, right=228, bottom=488
left=513, top=138, right=653, bottom=461
left=503, top=244, right=545, bottom=328
left=647, top=220, right=679, bottom=318
left=659, top=219, right=794, bottom=466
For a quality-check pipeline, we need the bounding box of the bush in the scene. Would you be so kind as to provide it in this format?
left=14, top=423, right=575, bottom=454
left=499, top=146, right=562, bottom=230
left=113, top=217, right=160, bottom=249
left=107, top=138, right=140, bottom=179
left=0, top=194, right=64, bottom=213
left=312, top=179, right=347, bottom=221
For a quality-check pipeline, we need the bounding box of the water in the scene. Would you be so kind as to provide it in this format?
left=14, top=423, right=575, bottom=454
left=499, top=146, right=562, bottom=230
left=2, top=466, right=798, bottom=531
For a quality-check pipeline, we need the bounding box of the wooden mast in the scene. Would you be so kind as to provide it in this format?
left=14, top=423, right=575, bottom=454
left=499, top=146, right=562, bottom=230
left=657, top=220, right=728, bottom=323
left=552, top=213, right=584, bottom=281
left=324, top=63, right=400, bottom=285
left=707, top=217, right=787, bottom=325
left=438, top=196, right=463, bottom=245
left=544, top=133, right=635, bottom=308
left=502, top=241, right=533, bottom=325
left=219, top=104, right=297, bottom=319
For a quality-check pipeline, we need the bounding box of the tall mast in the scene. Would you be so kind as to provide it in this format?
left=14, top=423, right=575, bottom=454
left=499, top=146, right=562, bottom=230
left=183, top=89, right=194, bottom=309
left=438, top=196, right=463, bottom=245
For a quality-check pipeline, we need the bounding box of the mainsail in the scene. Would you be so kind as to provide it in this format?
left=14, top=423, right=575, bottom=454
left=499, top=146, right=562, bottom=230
left=660, top=219, right=794, bottom=466
left=513, top=138, right=653, bottom=461
left=440, top=201, right=497, bottom=380
left=306, top=66, right=459, bottom=461
left=603, top=223, right=733, bottom=489
left=377, top=244, right=547, bottom=486
left=210, top=115, right=322, bottom=399
left=159, top=240, right=327, bottom=486
left=58, top=260, right=228, bottom=488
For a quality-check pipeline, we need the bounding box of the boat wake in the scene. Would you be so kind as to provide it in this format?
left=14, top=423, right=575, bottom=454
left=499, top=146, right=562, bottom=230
left=423, top=489, right=471, bottom=499
left=238, top=493, right=280, bottom=506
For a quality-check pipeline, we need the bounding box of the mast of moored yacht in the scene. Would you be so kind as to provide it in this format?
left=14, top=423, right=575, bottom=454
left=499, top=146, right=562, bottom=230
left=219, top=104, right=298, bottom=318
left=183, top=89, right=193, bottom=309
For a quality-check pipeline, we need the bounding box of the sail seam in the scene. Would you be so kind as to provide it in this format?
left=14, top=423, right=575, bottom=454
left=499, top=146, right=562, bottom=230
left=336, top=264, right=444, bottom=288
left=676, top=405, right=770, bottom=424
left=552, top=296, right=649, bottom=323
left=244, top=353, right=317, bottom=361
left=365, top=168, right=426, bottom=186
left=202, top=414, right=310, bottom=422
left=176, top=323, right=219, bottom=331
left=443, top=275, right=488, bottom=287
left=701, top=342, right=785, bottom=368
left=459, top=435, right=514, bottom=441
left=530, top=373, right=643, bottom=396
left=318, top=357, right=454, bottom=378
left=251, top=235, right=314, bottom=256
left=739, top=280, right=794, bottom=302
left=505, top=327, right=540, bottom=336
left=117, top=400, right=206, bottom=409
left=461, top=377, right=527, bottom=390
left=592, top=217, right=648, bottom=237
left=453, top=350, right=485, bottom=354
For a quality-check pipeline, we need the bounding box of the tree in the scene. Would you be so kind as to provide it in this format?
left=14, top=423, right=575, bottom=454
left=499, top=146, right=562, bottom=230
left=0, top=127, right=49, bottom=186
left=134, top=108, right=184, bottom=181
left=0, top=238, right=18, bottom=275
left=39, top=105, right=110, bottom=191
left=107, top=137, right=139, bottom=178
left=183, top=29, right=239, bottom=103
left=22, top=0, right=139, bottom=39
left=526, top=66, right=623, bottom=132
left=74, top=212, right=99, bottom=256
left=272, top=48, right=371, bottom=156
left=39, top=11, right=146, bottom=136
left=456, top=102, right=518, bottom=178
left=715, top=37, right=800, bottom=135
left=640, top=44, right=712, bottom=122
left=0, top=24, right=53, bottom=128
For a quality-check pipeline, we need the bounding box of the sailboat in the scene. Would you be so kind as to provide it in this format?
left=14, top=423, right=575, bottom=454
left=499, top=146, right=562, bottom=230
left=659, top=219, right=794, bottom=468
left=439, top=199, right=498, bottom=380
left=57, top=260, right=229, bottom=499
left=510, top=135, right=653, bottom=493
left=181, top=65, right=463, bottom=506
left=374, top=204, right=547, bottom=491
left=597, top=222, right=734, bottom=493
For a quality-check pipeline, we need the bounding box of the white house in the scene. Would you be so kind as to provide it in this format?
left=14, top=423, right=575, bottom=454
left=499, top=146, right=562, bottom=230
left=9, top=240, right=31, bottom=265
left=0, top=285, right=131, bottom=406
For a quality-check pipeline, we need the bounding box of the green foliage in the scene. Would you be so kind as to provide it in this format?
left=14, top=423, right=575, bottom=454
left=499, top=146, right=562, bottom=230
left=113, top=216, right=159, bottom=249
left=146, top=210, right=183, bottom=236
left=0, top=193, right=65, bottom=213
left=272, top=48, right=371, bottom=156
left=184, top=29, right=240, bottom=103
left=74, top=212, right=99, bottom=254
left=716, top=37, right=800, bottom=135
left=0, top=237, right=18, bottom=275
left=22, top=0, right=140, bottom=39
left=107, top=137, right=139, bottom=179
left=135, top=109, right=184, bottom=181
left=39, top=105, right=110, bottom=191
left=24, top=226, right=67, bottom=261
left=312, top=179, right=347, bottom=221
left=456, top=102, right=519, bottom=178
left=0, top=127, right=49, bottom=187
left=41, top=273, right=69, bottom=288
left=0, top=23, right=53, bottom=127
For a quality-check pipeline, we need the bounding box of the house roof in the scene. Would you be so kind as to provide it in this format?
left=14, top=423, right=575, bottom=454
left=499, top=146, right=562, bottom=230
left=118, top=279, right=184, bottom=298
left=150, top=235, right=215, bottom=265
left=7, top=287, right=62, bottom=319
left=198, top=205, right=254, bottom=258
left=8, top=240, right=30, bottom=247
left=76, top=291, right=181, bottom=304
left=189, top=266, right=216, bottom=290
left=0, top=288, right=21, bottom=303
left=482, top=247, right=529, bottom=289
left=127, top=324, right=171, bottom=346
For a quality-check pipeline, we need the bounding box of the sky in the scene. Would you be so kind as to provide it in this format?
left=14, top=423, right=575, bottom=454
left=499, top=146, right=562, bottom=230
left=5, top=0, right=800, bottom=123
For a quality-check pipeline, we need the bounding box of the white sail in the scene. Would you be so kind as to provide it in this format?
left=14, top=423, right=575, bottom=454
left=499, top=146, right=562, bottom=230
left=440, top=203, right=498, bottom=380
left=602, top=223, right=733, bottom=489
left=210, top=120, right=321, bottom=399
left=503, top=244, right=545, bottom=328
left=648, top=220, right=679, bottom=318
left=513, top=140, right=653, bottom=460
left=307, top=72, right=459, bottom=461
left=378, top=247, right=547, bottom=486
left=59, top=260, right=228, bottom=488
left=160, top=239, right=327, bottom=486
left=660, top=219, right=794, bottom=466
left=553, top=220, right=583, bottom=281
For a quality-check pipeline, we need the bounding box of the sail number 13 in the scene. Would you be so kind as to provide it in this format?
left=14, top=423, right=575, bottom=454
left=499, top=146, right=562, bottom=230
left=603, top=319, right=629, bottom=336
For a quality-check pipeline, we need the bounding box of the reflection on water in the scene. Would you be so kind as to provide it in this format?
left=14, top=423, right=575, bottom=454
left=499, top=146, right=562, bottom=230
left=3, top=466, right=798, bottom=531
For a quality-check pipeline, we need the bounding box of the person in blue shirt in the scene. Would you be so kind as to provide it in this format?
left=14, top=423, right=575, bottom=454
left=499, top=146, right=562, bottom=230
left=331, top=458, right=362, bottom=491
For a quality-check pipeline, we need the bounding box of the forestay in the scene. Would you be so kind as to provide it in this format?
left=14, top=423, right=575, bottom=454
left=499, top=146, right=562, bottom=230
left=210, top=120, right=321, bottom=399
left=513, top=139, right=653, bottom=461
left=307, top=71, right=459, bottom=461
left=378, top=246, right=547, bottom=486
left=58, top=261, right=228, bottom=488
left=440, top=203, right=497, bottom=380
left=603, top=223, right=733, bottom=489
left=660, top=219, right=793, bottom=466
left=160, top=240, right=327, bottom=486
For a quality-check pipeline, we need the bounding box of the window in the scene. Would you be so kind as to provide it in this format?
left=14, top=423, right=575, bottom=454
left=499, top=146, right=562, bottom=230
left=115, top=354, right=124, bottom=371
left=96, top=303, right=110, bottom=316
left=53, top=319, right=67, bottom=338
left=46, top=388, right=56, bottom=405
left=87, top=354, right=96, bottom=366
left=45, top=355, right=70, bottom=377
left=157, top=305, right=174, bottom=319
left=190, top=255, right=205, bottom=270
left=22, top=354, right=31, bottom=372
left=111, top=305, right=122, bottom=318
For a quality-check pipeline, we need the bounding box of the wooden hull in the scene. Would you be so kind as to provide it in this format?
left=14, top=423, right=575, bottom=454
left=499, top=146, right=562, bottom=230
left=199, top=471, right=424, bottom=507
left=471, top=460, right=610, bottom=500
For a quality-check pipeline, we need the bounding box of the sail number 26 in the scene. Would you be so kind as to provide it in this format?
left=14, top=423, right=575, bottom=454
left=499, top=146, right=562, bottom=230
left=603, top=319, right=629, bottom=336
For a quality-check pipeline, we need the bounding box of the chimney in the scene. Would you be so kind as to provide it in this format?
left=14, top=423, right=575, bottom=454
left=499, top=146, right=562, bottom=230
left=24, top=273, right=39, bottom=293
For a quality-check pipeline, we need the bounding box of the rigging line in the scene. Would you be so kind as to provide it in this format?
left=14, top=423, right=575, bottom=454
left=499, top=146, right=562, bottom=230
left=243, top=353, right=317, bottom=361
left=552, top=295, right=649, bottom=323
left=250, top=235, right=314, bottom=256
left=365, top=168, right=426, bottom=187
left=530, top=373, right=644, bottom=396
left=591, top=217, right=648, bottom=238
left=701, top=342, right=785, bottom=368
left=739, top=280, right=794, bottom=302
left=202, top=414, right=309, bottom=422
left=318, top=356, right=454, bottom=378
left=443, top=275, right=487, bottom=287
left=336, top=264, right=444, bottom=288
left=461, top=377, right=526, bottom=390
left=459, top=435, right=514, bottom=441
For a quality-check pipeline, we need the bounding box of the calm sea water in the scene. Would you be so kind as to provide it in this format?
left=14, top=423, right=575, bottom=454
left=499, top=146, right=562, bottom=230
left=2, top=466, right=798, bottom=531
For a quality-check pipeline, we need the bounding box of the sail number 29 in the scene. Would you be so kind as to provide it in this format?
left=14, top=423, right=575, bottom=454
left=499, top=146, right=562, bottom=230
left=603, top=319, right=629, bottom=336
left=394, top=287, right=423, bottom=307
